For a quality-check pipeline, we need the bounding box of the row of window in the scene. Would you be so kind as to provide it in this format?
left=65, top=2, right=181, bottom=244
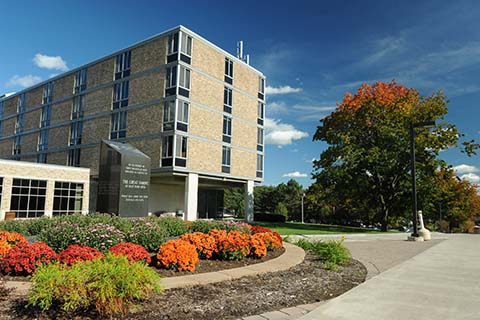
left=7, top=178, right=84, bottom=218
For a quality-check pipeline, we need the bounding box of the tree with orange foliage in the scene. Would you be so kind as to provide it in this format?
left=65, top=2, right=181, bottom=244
left=313, top=81, right=478, bottom=231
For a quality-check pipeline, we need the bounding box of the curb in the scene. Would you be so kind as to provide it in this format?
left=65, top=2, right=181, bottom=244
left=161, top=242, right=305, bottom=289
left=4, top=242, right=306, bottom=294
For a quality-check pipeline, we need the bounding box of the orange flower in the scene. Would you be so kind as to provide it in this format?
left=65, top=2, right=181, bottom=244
left=254, top=232, right=283, bottom=251
left=249, top=234, right=267, bottom=258
left=0, top=240, right=11, bottom=258
left=180, top=232, right=217, bottom=259
left=0, top=231, right=28, bottom=247
left=156, top=239, right=199, bottom=272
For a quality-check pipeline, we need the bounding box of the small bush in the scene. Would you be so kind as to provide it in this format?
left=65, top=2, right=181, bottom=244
left=76, top=223, right=126, bottom=252
left=0, top=220, right=30, bottom=236
left=109, top=243, right=151, bottom=264
left=249, top=233, right=267, bottom=258
left=251, top=226, right=283, bottom=244
left=223, top=221, right=252, bottom=234
left=254, top=232, right=283, bottom=251
left=2, top=242, right=57, bottom=275
left=216, top=230, right=251, bottom=260
left=180, top=232, right=217, bottom=259
left=295, top=239, right=351, bottom=271
left=38, top=221, right=80, bottom=252
left=126, top=219, right=168, bottom=252
left=58, top=245, right=104, bottom=265
left=28, top=254, right=161, bottom=316
left=187, top=220, right=226, bottom=234
left=155, top=217, right=188, bottom=237
left=157, top=239, right=199, bottom=272
left=26, top=217, right=53, bottom=236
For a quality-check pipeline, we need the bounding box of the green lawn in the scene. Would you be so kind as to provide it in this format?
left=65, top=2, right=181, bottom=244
left=253, top=221, right=389, bottom=235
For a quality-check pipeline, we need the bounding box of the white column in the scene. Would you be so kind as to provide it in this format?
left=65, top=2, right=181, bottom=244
left=44, top=180, right=55, bottom=218
left=244, top=180, right=254, bottom=223
left=184, top=173, right=198, bottom=221
left=0, top=177, right=13, bottom=220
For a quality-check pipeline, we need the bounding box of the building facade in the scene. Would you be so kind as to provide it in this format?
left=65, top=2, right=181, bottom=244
left=0, top=26, right=265, bottom=221
left=0, top=159, right=90, bottom=220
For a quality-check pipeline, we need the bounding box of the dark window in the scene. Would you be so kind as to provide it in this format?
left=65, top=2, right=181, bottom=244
left=40, top=105, right=51, bottom=127
left=257, top=154, right=263, bottom=172
left=115, top=51, right=131, bottom=80
left=258, top=102, right=265, bottom=119
left=68, top=148, right=81, bottom=167
left=72, top=95, right=85, bottom=120
left=53, top=181, right=84, bottom=216
left=43, top=81, right=54, bottom=104
left=223, top=116, right=232, bottom=141
left=225, top=58, right=234, bottom=79
left=224, top=87, right=232, bottom=111
left=163, top=100, right=175, bottom=131
left=0, top=177, right=3, bottom=209
left=179, top=66, right=191, bottom=89
left=222, top=146, right=231, bottom=166
left=112, top=81, right=129, bottom=109
left=168, top=33, right=179, bottom=55
left=70, top=121, right=83, bottom=145
left=257, top=127, right=264, bottom=145
left=162, top=135, right=174, bottom=159
left=166, top=66, right=177, bottom=88
left=177, top=101, right=189, bottom=123
left=73, top=69, right=87, bottom=94
left=180, top=32, right=192, bottom=56
left=175, top=135, right=188, bottom=159
left=10, top=178, right=47, bottom=218
left=110, top=112, right=127, bottom=139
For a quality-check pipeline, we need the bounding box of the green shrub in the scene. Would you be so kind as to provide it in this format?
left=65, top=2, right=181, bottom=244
left=295, top=239, right=351, bottom=271
left=126, top=219, right=169, bottom=252
left=26, top=217, right=53, bottom=236
left=28, top=254, right=162, bottom=316
left=155, top=217, right=188, bottom=237
left=38, top=221, right=80, bottom=252
left=188, top=220, right=225, bottom=234
left=0, top=220, right=30, bottom=236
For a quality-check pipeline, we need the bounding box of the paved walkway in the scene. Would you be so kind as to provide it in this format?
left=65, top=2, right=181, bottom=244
left=237, top=233, right=445, bottom=320
left=299, top=234, right=480, bottom=320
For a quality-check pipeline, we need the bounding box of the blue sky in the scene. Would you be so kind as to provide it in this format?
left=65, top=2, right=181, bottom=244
left=1, top=0, right=479, bottom=187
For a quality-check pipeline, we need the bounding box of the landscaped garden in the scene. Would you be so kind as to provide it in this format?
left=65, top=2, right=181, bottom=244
left=0, top=214, right=366, bottom=319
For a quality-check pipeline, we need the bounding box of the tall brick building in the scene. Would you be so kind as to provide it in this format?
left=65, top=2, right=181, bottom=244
left=0, top=26, right=266, bottom=221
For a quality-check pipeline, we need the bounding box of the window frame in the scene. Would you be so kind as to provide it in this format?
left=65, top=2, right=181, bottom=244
left=163, top=100, right=175, bottom=131
left=115, top=51, right=131, bottom=80
left=167, top=33, right=179, bottom=55
left=180, top=32, right=193, bottom=57
left=110, top=111, right=127, bottom=140
left=225, top=58, right=234, bottom=79
left=175, top=135, right=188, bottom=159
left=162, top=135, right=174, bottom=159
left=73, top=68, right=88, bottom=94
left=179, top=65, right=191, bottom=90
left=112, top=81, right=129, bottom=109
left=52, top=181, right=84, bottom=216
left=177, top=100, right=189, bottom=124
left=166, top=66, right=177, bottom=89
left=43, top=81, right=54, bottom=104
left=10, top=178, right=47, bottom=218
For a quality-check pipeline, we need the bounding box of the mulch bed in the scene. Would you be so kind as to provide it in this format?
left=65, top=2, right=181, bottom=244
left=0, top=251, right=367, bottom=320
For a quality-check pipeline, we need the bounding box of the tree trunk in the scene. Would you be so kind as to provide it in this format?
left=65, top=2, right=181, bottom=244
left=381, top=212, right=389, bottom=232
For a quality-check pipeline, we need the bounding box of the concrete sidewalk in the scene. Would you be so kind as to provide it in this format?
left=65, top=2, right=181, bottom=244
left=299, top=234, right=480, bottom=320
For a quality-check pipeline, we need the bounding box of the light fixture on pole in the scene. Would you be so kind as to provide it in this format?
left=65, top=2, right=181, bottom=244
left=409, top=120, right=435, bottom=240
left=301, top=193, right=306, bottom=224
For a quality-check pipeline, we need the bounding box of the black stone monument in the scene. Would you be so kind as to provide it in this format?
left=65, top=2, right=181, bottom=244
left=97, top=140, right=151, bottom=217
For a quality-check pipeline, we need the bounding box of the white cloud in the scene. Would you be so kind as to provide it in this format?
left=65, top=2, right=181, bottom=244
left=6, top=75, right=42, bottom=88
left=33, top=53, right=68, bottom=71
left=265, top=85, right=302, bottom=95
left=282, top=171, right=308, bottom=178
left=4, top=92, right=16, bottom=97
left=268, top=101, right=288, bottom=115
left=453, top=164, right=479, bottom=174
left=264, top=118, right=309, bottom=145
left=460, top=173, right=480, bottom=184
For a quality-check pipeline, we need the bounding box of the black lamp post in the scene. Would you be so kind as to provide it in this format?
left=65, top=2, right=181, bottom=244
left=410, top=121, right=436, bottom=238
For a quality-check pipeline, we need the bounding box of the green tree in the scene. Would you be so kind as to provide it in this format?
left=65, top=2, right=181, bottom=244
left=313, top=81, right=477, bottom=231
left=274, top=202, right=288, bottom=218
left=224, top=187, right=245, bottom=218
